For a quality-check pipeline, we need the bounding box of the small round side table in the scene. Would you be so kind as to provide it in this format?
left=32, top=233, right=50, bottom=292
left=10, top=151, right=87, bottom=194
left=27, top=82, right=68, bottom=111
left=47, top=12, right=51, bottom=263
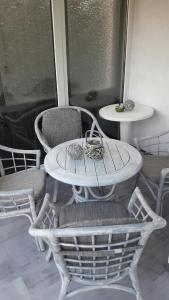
left=99, top=102, right=154, bottom=143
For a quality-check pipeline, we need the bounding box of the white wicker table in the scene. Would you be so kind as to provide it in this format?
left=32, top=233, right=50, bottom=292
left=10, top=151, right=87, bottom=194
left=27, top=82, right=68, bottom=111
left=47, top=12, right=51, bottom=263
left=44, top=138, right=143, bottom=202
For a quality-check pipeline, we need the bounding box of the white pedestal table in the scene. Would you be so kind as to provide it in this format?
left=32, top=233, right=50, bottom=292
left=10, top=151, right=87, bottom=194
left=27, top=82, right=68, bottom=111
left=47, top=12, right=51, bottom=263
left=99, top=103, right=154, bottom=143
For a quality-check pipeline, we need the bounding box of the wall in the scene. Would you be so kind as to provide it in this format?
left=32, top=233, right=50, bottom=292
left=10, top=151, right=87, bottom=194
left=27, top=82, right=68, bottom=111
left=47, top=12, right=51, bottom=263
left=123, top=0, right=169, bottom=143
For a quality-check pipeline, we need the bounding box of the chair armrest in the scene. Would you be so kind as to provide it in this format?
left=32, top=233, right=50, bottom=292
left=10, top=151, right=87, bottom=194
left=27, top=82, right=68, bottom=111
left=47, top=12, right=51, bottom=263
left=30, top=193, right=58, bottom=233
left=0, top=188, right=33, bottom=197
left=158, top=168, right=169, bottom=192
left=128, top=187, right=166, bottom=229
left=40, top=134, right=51, bottom=153
left=135, top=130, right=169, bottom=144
left=134, top=136, right=151, bottom=150
left=161, top=167, right=169, bottom=178
left=90, top=120, right=108, bottom=139
left=34, top=113, right=51, bottom=153
left=35, top=193, right=51, bottom=225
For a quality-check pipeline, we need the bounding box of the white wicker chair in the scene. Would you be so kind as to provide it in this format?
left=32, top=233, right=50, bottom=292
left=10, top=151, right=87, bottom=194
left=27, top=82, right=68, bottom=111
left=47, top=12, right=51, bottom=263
left=0, top=144, right=46, bottom=250
left=34, top=106, right=107, bottom=153
left=29, top=187, right=166, bottom=300
left=135, top=130, right=169, bottom=215
left=34, top=106, right=111, bottom=202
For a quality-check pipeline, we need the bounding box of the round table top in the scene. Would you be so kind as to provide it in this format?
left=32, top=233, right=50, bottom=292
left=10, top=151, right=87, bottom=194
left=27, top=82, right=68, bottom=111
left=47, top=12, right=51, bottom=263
left=44, top=138, right=143, bottom=187
left=99, top=102, right=154, bottom=122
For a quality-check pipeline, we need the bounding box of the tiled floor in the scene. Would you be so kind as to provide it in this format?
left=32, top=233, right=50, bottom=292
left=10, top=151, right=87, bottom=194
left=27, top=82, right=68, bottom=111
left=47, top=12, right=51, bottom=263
left=0, top=177, right=169, bottom=300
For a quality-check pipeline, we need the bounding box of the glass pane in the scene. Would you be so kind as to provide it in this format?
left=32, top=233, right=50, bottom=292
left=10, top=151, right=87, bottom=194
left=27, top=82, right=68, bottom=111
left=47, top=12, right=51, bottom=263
left=66, top=0, right=126, bottom=138
left=0, top=0, right=57, bottom=149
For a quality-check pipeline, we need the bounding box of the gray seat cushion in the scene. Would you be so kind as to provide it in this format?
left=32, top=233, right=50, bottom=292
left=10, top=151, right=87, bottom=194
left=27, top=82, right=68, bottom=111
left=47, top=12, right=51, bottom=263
left=42, top=108, right=82, bottom=148
left=142, top=154, right=169, bottom=183
left=59, top=201, right=137, bottom=228
left=0, top=168, right=46, bottom=202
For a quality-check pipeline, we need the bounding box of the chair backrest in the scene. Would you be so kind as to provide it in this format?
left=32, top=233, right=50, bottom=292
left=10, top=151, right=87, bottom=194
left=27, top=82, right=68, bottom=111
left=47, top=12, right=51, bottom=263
left=0, top=145, right=40, bottom=222
left=29, top=188, right=166, bottom=285
left=0, top=145, right=40, bottom=176
left=135, top=130, right=169, bottom=156
left=34, top=106, right=107, bottom=152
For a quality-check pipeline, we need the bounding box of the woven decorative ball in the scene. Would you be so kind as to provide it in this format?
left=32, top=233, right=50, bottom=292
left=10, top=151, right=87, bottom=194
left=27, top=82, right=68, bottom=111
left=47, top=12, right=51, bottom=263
left=124, top=100, right=135, bottom=111
left=84, top=140, right=104, bottom=160
left=67, top=143, right=83, bottom=160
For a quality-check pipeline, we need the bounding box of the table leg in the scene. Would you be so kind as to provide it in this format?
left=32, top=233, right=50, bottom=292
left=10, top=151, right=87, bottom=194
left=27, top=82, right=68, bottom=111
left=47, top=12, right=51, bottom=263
left=120, top=122, right=132, bottom=143
left=46, top=248, right=53, bottom=262
left=72, top=185, right=116, bottom=202
left=53, top=180, right=59, bottom=203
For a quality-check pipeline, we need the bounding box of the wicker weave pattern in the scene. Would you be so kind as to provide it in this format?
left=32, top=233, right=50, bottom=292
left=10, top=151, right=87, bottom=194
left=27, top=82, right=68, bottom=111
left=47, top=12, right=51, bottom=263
left=42, top=108, right=82, bottom=148
left=135, top=130, right=169, bottom=215
left=0, top=145, right=45, bottom=251
left=35, top=106, right=107, bottom=153
left=29, top=188, right=166, bottom=300
left=35, top=106, right=108, bottom=203
left=135, top=130, right=169, bottom=157
left=0, top=144, right=40, bottom=176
